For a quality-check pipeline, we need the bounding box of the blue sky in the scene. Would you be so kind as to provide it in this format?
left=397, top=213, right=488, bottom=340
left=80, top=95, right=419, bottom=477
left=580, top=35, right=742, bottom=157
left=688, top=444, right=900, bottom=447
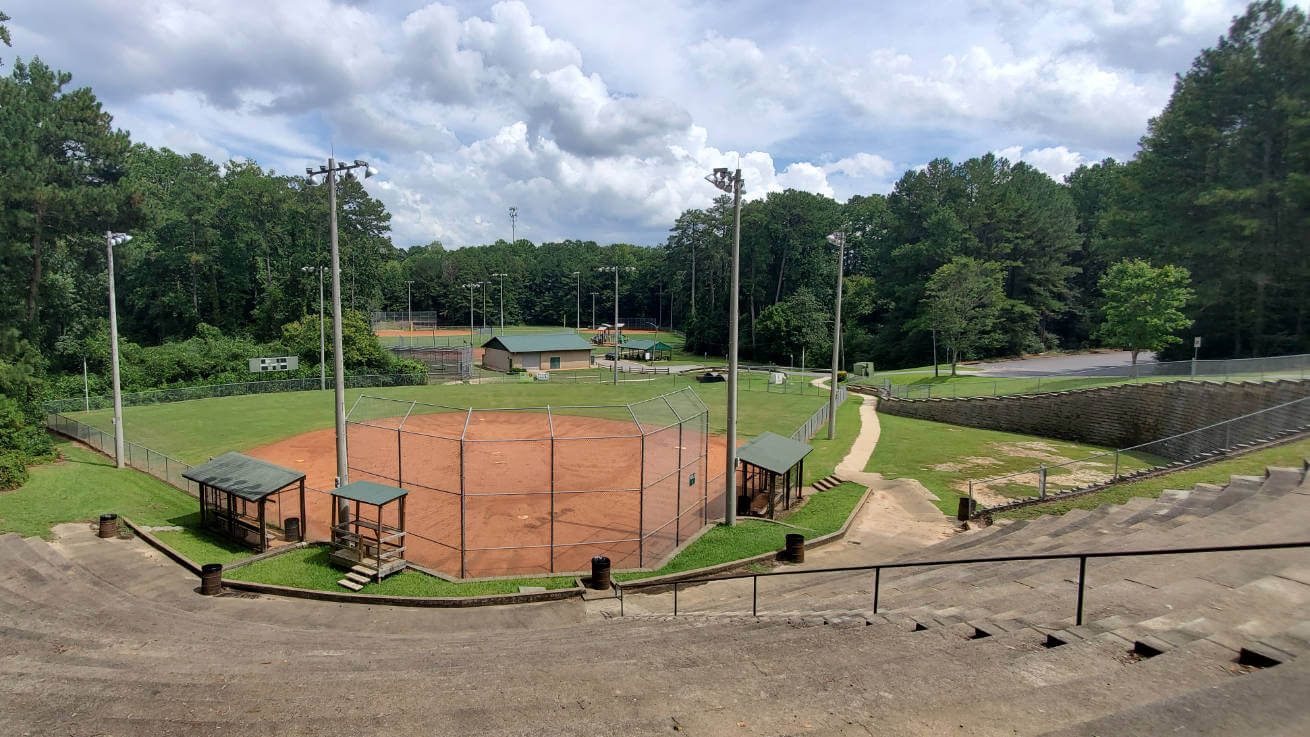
left=2, top=0, right=1256, bottom=247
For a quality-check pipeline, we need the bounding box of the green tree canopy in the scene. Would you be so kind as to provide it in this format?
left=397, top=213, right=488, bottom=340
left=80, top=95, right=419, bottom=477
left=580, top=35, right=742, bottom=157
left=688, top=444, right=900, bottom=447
left=1096, top=259, right=1194, bottom=365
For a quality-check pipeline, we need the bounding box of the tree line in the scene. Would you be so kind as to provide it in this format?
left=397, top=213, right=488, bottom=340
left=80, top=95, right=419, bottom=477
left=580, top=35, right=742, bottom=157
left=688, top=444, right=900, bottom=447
left=2, top=2, right=1308, bottom=486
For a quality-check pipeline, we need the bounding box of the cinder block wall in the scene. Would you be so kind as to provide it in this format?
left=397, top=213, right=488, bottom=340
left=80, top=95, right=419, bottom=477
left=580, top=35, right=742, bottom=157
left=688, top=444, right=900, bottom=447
left=870, top=380, right=1310, bottom=460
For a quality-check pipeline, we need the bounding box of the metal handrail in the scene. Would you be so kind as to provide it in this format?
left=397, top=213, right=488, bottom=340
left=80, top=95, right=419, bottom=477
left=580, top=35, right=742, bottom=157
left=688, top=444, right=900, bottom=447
left=614, top=540, right=1310, bottom=624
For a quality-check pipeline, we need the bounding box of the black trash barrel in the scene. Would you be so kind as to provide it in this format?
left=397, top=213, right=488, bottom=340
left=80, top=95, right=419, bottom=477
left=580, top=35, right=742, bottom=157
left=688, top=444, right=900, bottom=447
left=589, top=556, right=612, bottom=590
left=957, top=497, right=974, bottom=521
left=285, top=517, right=301, bottom=541
left=98, top=513, right=118, bottom=539
left=200, top=563, right=223, bottom=596
left=785, top=533, right=805, bottom=563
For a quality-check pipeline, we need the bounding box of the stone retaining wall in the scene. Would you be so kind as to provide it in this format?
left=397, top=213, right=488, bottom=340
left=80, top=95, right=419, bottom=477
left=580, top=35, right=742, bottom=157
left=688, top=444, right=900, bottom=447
left=866, top=379, right=1310, bottom=460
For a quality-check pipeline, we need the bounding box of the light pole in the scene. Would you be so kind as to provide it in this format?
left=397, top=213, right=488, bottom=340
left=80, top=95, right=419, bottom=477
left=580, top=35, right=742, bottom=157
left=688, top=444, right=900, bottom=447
left=597, top=266, right=635, bottom=385
left=479, top=281, right=489, bottom=330
left=306, top=157, right=376, bottom=514
left=405, top=279, right=415, bottom=333
left=826, top=230, right=847, bottom=440
left=705, top=166, right=743, bottom=526
left=508, top=206, right=518, bottom=244
left=461, top=283, right=479, bottom=349
left=105, top=231, right=131, bottom=469
left=590, top=292, right=598, bottom=330
left=492, top=272, right=508, bottom=333
left=570, top=271, right=581, bottom=332
left=301, top=265, right=327, bottom=391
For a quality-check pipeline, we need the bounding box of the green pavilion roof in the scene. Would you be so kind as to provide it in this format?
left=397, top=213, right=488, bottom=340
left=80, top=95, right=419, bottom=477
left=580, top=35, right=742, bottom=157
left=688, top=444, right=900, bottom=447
left=182, top=452, right=305, bottom=502
left=620, top=338, right=673, bottom=351
left=736, top=432, right=813, bottom=475
left=333, top=480, right=410, bottom=506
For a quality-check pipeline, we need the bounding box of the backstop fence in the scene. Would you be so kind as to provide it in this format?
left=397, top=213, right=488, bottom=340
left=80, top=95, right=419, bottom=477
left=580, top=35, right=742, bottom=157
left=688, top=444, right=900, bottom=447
left=343, top=387, right=720, bottom=579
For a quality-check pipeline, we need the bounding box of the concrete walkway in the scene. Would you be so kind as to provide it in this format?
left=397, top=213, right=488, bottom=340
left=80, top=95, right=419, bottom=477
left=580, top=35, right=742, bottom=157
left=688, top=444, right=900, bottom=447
left=800, top=391, right=955, bottom=568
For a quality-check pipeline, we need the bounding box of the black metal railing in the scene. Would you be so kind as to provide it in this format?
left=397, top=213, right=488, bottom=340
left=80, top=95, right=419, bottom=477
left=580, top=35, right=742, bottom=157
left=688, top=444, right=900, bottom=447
left=614, top=541, right=1310, bottom=623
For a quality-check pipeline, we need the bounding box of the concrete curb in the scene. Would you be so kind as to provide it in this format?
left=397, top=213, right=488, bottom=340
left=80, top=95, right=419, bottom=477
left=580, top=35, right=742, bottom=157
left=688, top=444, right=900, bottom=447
left=120, top=517, right=587, bottom=607
left=616, top=482, right=875, bottom=590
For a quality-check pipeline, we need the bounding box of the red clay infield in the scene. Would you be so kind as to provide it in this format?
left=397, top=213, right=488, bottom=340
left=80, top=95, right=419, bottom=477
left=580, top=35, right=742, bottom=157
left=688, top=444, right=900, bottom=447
left=248, top=411, right=727, bottom=579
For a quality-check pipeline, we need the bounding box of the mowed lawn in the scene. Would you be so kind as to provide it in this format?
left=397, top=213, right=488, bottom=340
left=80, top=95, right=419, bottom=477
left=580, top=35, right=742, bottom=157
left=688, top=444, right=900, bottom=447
left=866, top=412, right=1159, bottom=516
left=0, top=443, right=251, bottom=564
left=67, top=375, right=828, bottom=465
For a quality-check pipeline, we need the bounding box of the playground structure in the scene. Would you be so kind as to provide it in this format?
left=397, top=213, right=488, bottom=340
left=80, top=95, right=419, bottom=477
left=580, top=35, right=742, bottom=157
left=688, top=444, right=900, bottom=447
left=341, top=387, right=723, bottom=578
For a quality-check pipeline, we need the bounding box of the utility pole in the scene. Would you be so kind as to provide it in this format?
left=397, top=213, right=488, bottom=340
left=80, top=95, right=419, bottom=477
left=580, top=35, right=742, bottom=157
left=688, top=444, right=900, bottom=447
left=571, top=271, right=581, bottom=333
left=590, top=292, right=598, bottom=330
left=405, top=280, right=414, bottom=332
left=597, top=266, right=635, bottom=385
left=83, top=358, right=90, bottom=413
left=106, top=231, right=132, bottom=469
left=706, top=167, right=742, bottom=526
left=932, top=329, right=939, bottom=378
left=826, top=230, right=846, bottom=440
left=462, top=283, right=479, bottom=348
left=690, top=220, right=697, bottom=320
left=492, top=272, right=508, bottom=333
left=480, top=282, right=488, bottom=330
left=307, top=157, right=376, bottom=513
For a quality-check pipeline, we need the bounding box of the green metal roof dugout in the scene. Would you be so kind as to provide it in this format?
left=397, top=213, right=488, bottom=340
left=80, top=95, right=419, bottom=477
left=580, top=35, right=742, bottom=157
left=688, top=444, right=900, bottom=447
left=735, top=432, right=814, bottom=519
left=183, top=452, right=306, bottom=552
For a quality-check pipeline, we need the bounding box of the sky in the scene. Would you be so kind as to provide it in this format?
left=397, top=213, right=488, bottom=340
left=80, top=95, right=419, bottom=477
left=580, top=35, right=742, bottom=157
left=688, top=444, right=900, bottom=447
left=2, top=0, right=1257, bottom=248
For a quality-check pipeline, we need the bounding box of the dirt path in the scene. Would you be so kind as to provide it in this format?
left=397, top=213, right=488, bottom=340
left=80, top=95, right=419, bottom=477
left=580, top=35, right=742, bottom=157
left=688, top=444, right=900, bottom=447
left=799, top=387, right=955, bottom=567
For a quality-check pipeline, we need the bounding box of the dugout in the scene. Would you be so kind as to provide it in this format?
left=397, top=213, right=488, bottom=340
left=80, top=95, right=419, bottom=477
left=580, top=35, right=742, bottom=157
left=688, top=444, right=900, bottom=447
left=619, top=338, right=673, bottom=362
left=183, top=452, right=306, bottom=552
left=329, top=480, right=409, bottom=582
left=735, top=432, right=813, bottom=519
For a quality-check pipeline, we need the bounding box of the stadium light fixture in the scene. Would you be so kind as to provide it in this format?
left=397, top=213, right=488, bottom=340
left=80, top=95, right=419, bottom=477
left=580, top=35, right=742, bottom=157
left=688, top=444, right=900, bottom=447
left=704, top=165, right=743, bottom=526
left=305, top=157, right=376, bottom=522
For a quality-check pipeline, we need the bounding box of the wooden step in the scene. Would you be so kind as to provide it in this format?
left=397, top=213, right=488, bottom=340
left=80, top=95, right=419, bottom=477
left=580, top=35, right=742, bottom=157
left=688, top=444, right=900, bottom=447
left=336, top=578, right=365, bottom=592
left=345, top=572, right=371, bottom=585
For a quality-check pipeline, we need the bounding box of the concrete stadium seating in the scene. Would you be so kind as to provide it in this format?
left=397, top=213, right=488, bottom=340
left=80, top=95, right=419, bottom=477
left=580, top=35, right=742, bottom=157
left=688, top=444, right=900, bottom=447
left=2, top=461, right=1308, bottom=735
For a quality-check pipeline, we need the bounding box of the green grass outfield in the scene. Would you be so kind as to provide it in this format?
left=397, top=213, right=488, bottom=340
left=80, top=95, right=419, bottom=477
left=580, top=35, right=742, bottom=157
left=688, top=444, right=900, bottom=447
left=995, top=436, right=1310, bottom=521
left=0, top=442, right=252, bottom=564
left=866, top=413, right=1159, bottom=516
left=67, top=374, right=828, bottom=466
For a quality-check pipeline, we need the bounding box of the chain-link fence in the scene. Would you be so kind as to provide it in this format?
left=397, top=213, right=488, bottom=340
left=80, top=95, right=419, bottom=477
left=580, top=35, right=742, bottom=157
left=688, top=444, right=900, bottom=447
left=344, top=387, right=717, bottom=579
left=43, top=373, right=428, bottom=414
left=971, top=396, right=1310, bottom=508
left=877, top=354, right=1310, bottom=400
left=789, top=386, right=849, bottom=442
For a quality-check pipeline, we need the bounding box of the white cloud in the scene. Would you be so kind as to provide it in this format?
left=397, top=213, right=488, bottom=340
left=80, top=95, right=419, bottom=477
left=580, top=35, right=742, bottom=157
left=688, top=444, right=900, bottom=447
left=0, top=0, right=1246, bottom=246
left=995, top=145, right=1087, bottom=179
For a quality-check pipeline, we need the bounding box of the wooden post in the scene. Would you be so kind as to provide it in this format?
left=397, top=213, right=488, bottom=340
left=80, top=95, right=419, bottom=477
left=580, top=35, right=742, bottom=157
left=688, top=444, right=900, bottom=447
left=298, top=478, right=307, bottom=542
left=258, top=499, right=267, bottom=552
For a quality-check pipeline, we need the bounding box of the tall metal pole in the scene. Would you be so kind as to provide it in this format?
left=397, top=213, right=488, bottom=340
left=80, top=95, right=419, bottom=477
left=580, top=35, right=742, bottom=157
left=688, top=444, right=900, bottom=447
left=576, top=272, right=581, bottom=334
left=509, top=206, right=518, bottom=245
left=726, top=170, right=742, bottom=526
left=318, top=267, right=325, bottom=391
left=690, top=220, right=697, bottom=319
left=613, top=267, right=620, bottom=385
left=492, top=273, right=507, bottom=332
left=932, top=329, right=938, bottom=378
left=405, top=280, right=414, bottom=332
left=83, top=358, right=90, bottom=413
left=827, top=229, right=845, bottom=440
left=105, top=231, right=126, bottom=469
left=327, top=160, right=349, bottom=523
left=591, top=292, right=597, bottom=330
